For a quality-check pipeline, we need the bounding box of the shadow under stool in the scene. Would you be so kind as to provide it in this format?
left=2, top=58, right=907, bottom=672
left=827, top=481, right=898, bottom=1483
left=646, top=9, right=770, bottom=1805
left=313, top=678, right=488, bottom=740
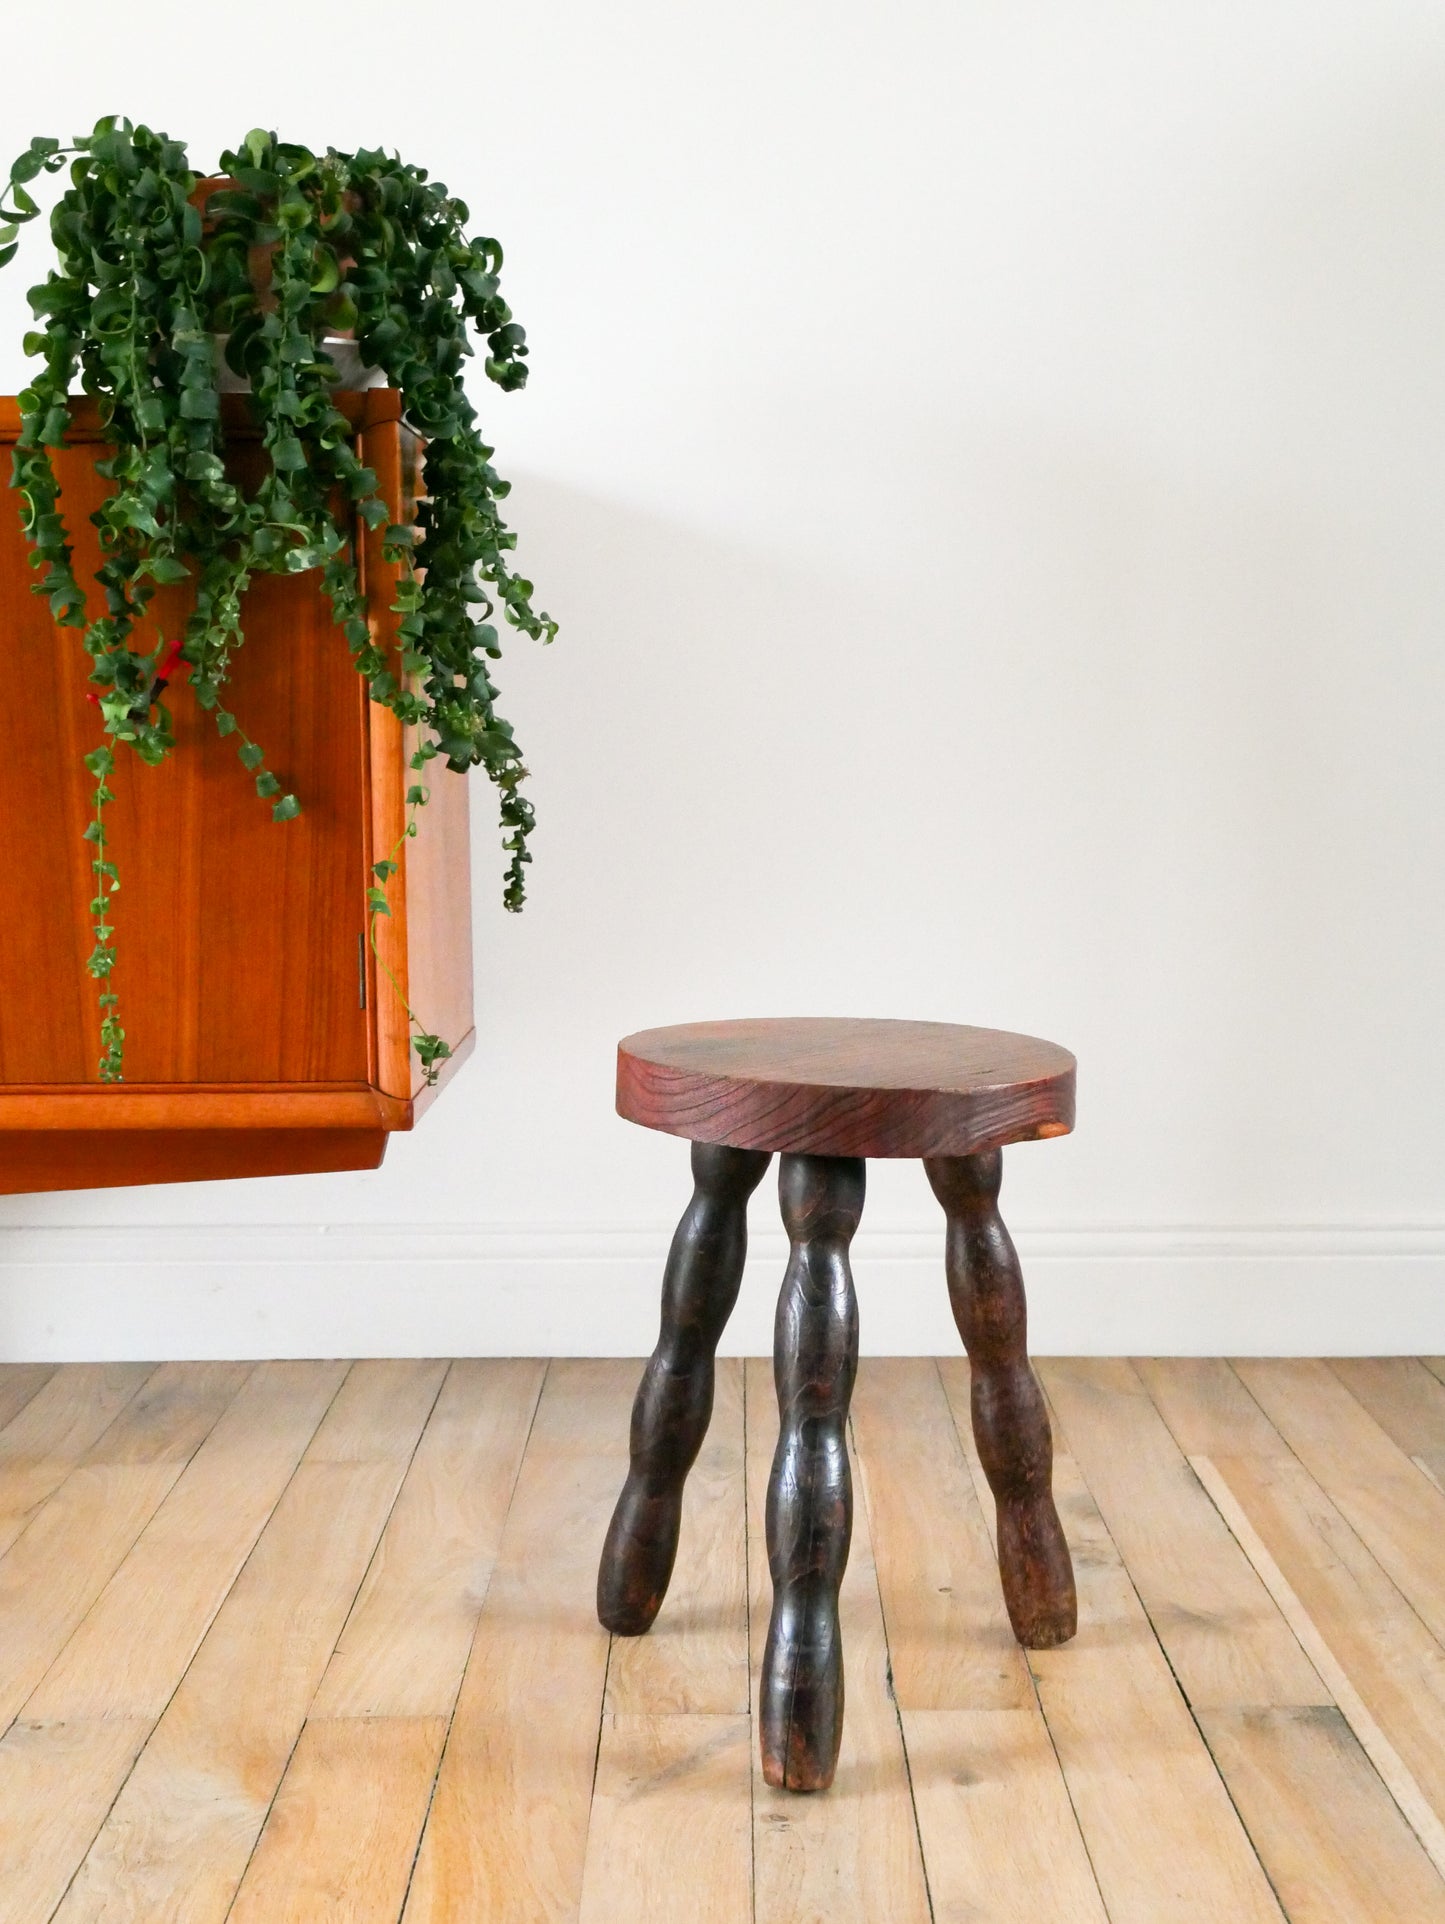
left=596, top=1016, right=1079, bottom=1791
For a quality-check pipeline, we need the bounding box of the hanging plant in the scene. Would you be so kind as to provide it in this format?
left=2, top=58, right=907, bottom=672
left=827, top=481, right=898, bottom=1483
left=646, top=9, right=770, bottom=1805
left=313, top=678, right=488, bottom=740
left=0, top=117, right=556, bottom=1081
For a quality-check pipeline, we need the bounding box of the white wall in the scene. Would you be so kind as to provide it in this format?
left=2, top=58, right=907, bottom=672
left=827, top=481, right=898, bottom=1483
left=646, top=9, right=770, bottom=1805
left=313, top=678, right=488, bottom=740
left=2, top=0, right=1443, bottom=1357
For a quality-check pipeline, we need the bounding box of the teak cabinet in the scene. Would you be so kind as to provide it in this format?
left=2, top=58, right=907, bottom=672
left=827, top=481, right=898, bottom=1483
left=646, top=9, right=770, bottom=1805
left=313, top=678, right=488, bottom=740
left=0, top=390, right=474, bottom=1195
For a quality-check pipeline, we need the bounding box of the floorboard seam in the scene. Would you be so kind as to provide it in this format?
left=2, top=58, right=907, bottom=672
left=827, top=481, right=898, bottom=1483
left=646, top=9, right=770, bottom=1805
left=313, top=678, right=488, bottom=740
left=940, top=1361, right=1115, bottom=1923
left=855, top=1421, right=937, bottom=1924
left=1207, top=1365, right=1445, bottom=1722
left=8, top=1362, right=261, bottom=1748
left=0, top=1362, right=163, bottom=1636
left=395, top=1357, right=551, bottom=1924
left=1192, top=1451, right=1445, bottom=1885
left=0, top=1365, right=59, bottom=1439
left=39, top=1359, right=355, bottom=1924
left=1034, top=1367, right=1292, bottom=1922
left=218, top=1360, right=454, bottom=1923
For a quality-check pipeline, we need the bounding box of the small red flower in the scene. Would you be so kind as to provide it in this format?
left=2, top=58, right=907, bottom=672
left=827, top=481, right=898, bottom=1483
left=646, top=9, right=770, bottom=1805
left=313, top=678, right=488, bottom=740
left=85, top=639, right=185, bottom=709
left=152, top=638, right=184, bottom=690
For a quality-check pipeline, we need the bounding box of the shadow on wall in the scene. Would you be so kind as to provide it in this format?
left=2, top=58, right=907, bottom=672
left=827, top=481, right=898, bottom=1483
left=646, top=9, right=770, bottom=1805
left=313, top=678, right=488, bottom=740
left=2, top=407, right=1441, bottom=1234
left=475, top=412, right=1444, bottom=1210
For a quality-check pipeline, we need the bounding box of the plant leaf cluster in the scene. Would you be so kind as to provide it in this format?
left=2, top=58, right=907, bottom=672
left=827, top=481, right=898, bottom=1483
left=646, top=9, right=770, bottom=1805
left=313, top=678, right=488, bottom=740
left=1, top=118, right=554, bottom=1081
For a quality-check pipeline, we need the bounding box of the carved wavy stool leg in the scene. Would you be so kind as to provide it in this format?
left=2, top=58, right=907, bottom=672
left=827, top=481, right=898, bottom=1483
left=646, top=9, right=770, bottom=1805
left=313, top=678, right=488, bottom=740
left=924, top=1149, right=1076, bottom=1648
left=760, top=1152, right=864, bottom=1792
left=597, top=1140, right=771, bottom=1635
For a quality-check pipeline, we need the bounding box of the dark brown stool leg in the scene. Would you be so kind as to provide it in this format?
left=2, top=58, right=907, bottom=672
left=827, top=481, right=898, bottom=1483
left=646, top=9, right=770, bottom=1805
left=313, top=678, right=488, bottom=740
left=760, top=1152, right=864, bottom=1792
left=597, top=1140, right=771, bottom=1635
left=924, top=1150, right=1076, bottom=1648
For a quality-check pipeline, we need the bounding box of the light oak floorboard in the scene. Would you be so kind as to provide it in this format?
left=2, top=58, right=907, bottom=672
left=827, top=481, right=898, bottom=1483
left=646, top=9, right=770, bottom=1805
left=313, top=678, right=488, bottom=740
left=904, top=1361, right=1111, bottom=1921
left=942, top=1358, right=1282, bottom=1922
left=0, top=1467, right=183, bottom=1735
left=972, top=1353, right=1445, bottom=1888
left=578, top=1713, right=753, bottom=1924
left=1330, top=1358, right=1445, bottom=1455
left=15, top=1352, right=1445, bottom=1921
left=27, top=1361, right=349, bottom=1720
left=227, top=1716, right=449, bottom=1924
left=0, top=1363, right=250, bottom=1731
left=228, top=1363, right=546, bottom=1919
left=314, top=1358, right=546, bottom=1719
left=0, top=1717, right=151, bottom=1924
left=84, top=1360, right=252, bottom=1463
left=1195, top=1450, right=1445, bottom=1870
left=1040, top=1357, right=1326, bottom=1709
left=51, top=1364, right=431, bottom=1924
left=902, top=1707, right=1108, bottom=1924
left=748, top=1357, right=933, bottom=1924
left=302, top=1358, right=448, bottom=1463
left=1071, top=1361, right=1445, bottom=1909
left=0, top=1363, right=152, bottom=1460
left=605, top=1357, right=750, bottom=1717
left=850, top=1355, right=1030, bottom=1711
left=0, top=1366, right=346, bottom=1922
left=0, top=1363, right=56, bottom=1433
left=1331, top=1358, right=1445, bottom=1492
left=1196, top=1707, right=1445, bottom=1923
left=0, top=1363, right=155, bottom=1557
left=1028, top=1456, right=1287, bottom=1924
left=1235, top=1359, right=1445, bottom=1648
left=1133, top=1355, right=1296, bottom=1459
left=580, top=1362, right=752, bottom=1918
left=401, top=1360, right=627, bottom=1924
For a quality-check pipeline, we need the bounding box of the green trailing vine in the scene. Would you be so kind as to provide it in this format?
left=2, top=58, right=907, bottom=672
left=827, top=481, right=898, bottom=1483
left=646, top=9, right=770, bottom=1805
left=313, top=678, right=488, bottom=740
left=0, top=117, right=555, bottom=1082
left=369, top=769, right=452, bottom=1083
left=82, top=743, right=123, bottom=1079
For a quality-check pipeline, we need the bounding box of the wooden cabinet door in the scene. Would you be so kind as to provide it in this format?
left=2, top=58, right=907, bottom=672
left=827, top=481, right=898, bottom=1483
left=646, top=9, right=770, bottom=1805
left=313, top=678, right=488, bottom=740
left=0, top=408, right=372, bottom=1087
left=0, top=391, right=475, bottom=1192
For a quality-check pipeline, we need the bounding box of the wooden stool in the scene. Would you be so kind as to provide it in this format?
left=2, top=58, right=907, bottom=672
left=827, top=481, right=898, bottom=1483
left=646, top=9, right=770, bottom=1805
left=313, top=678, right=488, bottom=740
left=596, top=1017, right=1079, bottom=1792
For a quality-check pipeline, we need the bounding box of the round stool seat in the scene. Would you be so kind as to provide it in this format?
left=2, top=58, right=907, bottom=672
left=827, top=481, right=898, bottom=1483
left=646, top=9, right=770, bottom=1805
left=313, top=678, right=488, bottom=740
left=616, top=1016, right=1075, bottom=1159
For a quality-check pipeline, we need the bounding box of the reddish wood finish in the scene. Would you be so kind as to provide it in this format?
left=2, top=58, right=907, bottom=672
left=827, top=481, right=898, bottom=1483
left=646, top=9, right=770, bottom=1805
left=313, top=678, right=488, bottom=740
left=604, top=1017, right=1080, bottom=1792
left=616, top=1018, right=1076, bottom=1158
left=0, top=394, right=475, bottom=1193
left=0, top=1127, right=385, bottom=1194
left=0, top=1083, right=417, bottom=1132
left=925, top=1150, right=1076, bottom=1647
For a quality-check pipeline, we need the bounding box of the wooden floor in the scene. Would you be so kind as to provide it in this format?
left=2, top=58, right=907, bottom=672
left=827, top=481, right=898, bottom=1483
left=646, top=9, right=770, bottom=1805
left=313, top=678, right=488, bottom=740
left=0, top=1356, right=1444, bottom=1921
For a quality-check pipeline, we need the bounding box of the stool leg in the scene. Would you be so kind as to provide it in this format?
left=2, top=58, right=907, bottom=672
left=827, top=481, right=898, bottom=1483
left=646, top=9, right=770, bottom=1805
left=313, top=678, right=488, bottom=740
left=597, top=1141, right=771, bottom=1635
left=924, top=1150, right=1076, bottom=1649
left=761, top=1152, right=864, bottom=1792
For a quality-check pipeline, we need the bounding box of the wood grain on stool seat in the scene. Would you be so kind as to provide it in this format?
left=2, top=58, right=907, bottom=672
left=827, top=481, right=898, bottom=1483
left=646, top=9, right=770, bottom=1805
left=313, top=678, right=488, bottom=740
left=616, top=1017, right=1075, bottom=1159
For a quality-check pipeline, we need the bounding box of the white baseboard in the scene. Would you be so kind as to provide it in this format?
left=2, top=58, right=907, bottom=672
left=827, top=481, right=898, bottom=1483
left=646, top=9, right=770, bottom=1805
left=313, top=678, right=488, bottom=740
left=1, top=1222, right=1442, bottom=1360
